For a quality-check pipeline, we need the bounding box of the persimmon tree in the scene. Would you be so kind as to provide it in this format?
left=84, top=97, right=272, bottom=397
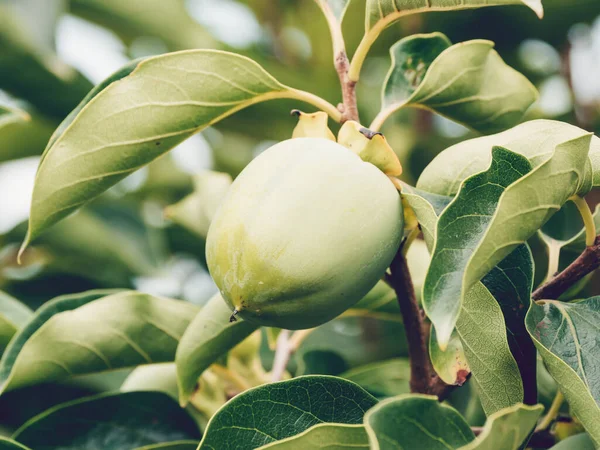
left=1, top=0, right=600, bottom=449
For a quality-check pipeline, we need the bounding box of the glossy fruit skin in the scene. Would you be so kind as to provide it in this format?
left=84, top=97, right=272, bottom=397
left=206, top=138, right=403, bottom=329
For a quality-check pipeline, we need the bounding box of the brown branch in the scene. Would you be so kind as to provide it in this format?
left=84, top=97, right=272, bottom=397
left=389, top=246, right=452, bottom=397
left=532, top=235, right=600, bottom=300
left=334, top=51, right=359, bottom=123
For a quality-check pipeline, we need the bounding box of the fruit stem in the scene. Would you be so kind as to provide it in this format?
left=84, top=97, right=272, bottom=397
left=536, top=391, right=564, bottom=431
left=334, top=51, right=359, bottom=123
left=389, top=240, right=451, bottom=397
left=570, top=195, right=596, bottom=247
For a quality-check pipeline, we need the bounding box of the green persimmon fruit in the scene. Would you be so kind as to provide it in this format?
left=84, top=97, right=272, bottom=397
left=206, top=137, right=403, bottom=329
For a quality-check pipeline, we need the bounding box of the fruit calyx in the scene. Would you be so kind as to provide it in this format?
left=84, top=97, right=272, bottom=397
left=338, top=121, right=402, bottom=177
left=291, top=110, right=336, bottom=141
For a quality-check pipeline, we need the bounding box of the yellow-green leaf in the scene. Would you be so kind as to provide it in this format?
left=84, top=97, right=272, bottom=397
left=0, top=290, right=196, bottom=393
left=458, top=403, right=543, bottom=450
left=374, top=33, right=537, bottom=133
left=424, top=137, right=591, bottom=349
left=22, top=50, right=340, bottom=252
left=258, top=423, right=369, bottom=450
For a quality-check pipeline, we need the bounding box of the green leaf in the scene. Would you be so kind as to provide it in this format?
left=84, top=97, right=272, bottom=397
left=258, top=423, right=369, bottom=450
left=134, top=443, right=199, bottom=450
left=122, top=363, right=180, bottom=400
left=550, top=433, right=596, bottom=450
left=526, top=298, right=600, bottom=445
left=165, top=171, right=232, bottom=239
left=122, top=363, right=212, bottom=430
left=0, top=291, right=32, bottom=353
left=340, top=359, right=410, bottom=398
left=377, top=33, right=537, bottom=133
left=402, top=188, right=526, bottom=414
left=365, top=0, right=542, bottom=33
left=22, top=50, right=340, bottom=251
left=0, top=104, right=53, bottom=163
left=480, top=244, right=537, bottom=406
left=418, top=120, right=600, bottom=196
left=12, top=391, right=200, bottom=450
left=364, top=394, right=475, bottom=449
left=198, top=376, right=377, bottom=450
left=0, top=289, right=121, bottom=389
left=458, top=403, right=543, bottom=450
left=176, top=293, right=258, bottom=406
left=424, top=136, right=591, bottom=349
left=0, top=290, right=197, bottom=393
left=0, top=438, right=30, bottom=450
left=351, top=280, right=398, bottom=314
left=455, top=283, right=523, bottom=415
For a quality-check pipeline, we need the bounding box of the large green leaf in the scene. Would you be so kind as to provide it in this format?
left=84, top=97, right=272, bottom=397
left=0, top=291, right=32, bottom=354
left=458, top=403, right=543, bottom=450
left=12, top=391, right=200, bottom=450
left=0, top=289, right=121, bottom=390
left=340, top=359, right=410, bottom=398
left=403, top=189, right=525, bottom=414
left=526, top=298, right=600, bottom=445
left=122, top=363, right=216, bottom=430
left=258, top=424, right=369, bottom=450
left=0, top=439, right=30, bottom=450
left=0, top=104, right=54, bottom=163
left=480, top=245, right=537, bottom=406
left=424, top=137, right=591, bottom=349
left=198, top=376, right=377, bottom=450
left=376, top=33, right=537, bottom=133
left=0, top=290, right=197, bottom=393
left=418, top=120, right=600, bottom=196
left=22, top=50, right=340, bottom=250
left=364, top=394, right=475, bottom=449
left=176, top=293, right=258, bottom=406
left=455, top=283, right=523, bottom=415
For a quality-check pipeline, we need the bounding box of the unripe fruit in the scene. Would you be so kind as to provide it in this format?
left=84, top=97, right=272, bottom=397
left=206, top=137, right=403, bottom=329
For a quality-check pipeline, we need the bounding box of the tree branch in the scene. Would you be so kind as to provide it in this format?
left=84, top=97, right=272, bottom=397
left=334, top=51, right=359, bottom=123
left=389, top=244, right=451, bottom=397
left=532, top=235, right=600, bottom=300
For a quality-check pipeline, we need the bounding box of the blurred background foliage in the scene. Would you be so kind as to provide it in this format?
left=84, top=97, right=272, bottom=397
left=0, top=0, right=599, bottom=433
